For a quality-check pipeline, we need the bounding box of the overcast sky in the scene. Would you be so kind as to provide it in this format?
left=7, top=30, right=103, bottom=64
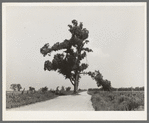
left=4, top=3, right=146, bottom=91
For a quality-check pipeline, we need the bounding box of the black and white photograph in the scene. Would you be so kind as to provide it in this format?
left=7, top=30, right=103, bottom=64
left=2, top=2, right=147, bottom=121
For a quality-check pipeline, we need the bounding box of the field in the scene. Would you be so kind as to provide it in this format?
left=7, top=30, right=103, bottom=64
left=6, top=90, right=86, bottom=109
left=88, top=89, right=144, bottom=111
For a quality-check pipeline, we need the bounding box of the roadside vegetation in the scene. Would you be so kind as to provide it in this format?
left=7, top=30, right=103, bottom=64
left=88, top=88, right=144, bottom=111
left=6, top=86, right=86, bottom=109
left=6, top=90, right=57, bottom=109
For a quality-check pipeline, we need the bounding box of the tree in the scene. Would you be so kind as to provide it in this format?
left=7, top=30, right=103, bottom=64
left=29, top=86, right=35, bottom=93
left=101, top=79, right=111, bottom=91
left=87, top=70, right=111, bottom=91
left=40, top=20, right=93, bottom=93
left=61, top=86, right=65, bottom=92
left=17, top=84, right=22, bottom=91
left=10, top=84, right=17, bottom=91
left=55, top=86, right=60, bottom=94
left=10, top=84, right=22, bottom=91
left=66, top=87, right=71, bottom=91
left=41, top=86, right=48, bottom=93
left=22, top=88, right=25, bottom=94
left=140, top=86, right=144, bottom=91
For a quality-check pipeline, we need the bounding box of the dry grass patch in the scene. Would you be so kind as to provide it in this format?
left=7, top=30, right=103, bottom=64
left=6, top=91, right=58, bottom=109
left=88, top=90, right=144, bottom=111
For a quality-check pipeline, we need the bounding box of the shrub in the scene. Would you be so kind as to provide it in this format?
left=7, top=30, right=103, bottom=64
left=38, top=87, right=48, bottom=93
left=116, top=96, right=142, bottom=111
left=66, top=87, right=71, bottom=91
left=60, top=86, right=65, bottom=92
left=29, top=87, right=35, bottom=93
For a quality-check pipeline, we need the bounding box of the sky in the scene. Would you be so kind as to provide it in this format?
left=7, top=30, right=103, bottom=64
left=4, top=3, right=146, bottom=91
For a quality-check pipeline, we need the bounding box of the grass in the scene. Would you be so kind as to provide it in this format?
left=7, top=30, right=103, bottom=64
left=88, top=90, right=144, bottom=111
left=6, top=90, right=86, bottom=109
left=6, top=91, right=58, bottom=109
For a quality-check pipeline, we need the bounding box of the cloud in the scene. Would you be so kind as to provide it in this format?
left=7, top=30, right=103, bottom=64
left=91, top=47, right=110, bottom=58
left=86, top=36, right=110, bottom=58
left=86, top=42, right=109, bottom=58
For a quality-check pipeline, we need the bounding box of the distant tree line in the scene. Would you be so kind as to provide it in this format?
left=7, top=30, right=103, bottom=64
left=88, top=86, right=144, bottom=91
left=10, top=84, right=73, bottom=95
left=111, top=86, right=144, bottom=91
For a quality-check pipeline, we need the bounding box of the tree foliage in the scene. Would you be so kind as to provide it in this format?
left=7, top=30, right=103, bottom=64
left=83, top=70, right=111, bottom=91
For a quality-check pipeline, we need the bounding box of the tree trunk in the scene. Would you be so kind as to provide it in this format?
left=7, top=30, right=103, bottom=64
left=73, top=73, right=79, bottom=93
left=74, top=83, right=78, bottom=93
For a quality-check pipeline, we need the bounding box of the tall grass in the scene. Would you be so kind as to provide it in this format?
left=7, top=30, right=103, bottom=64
left=6, top=91, right=58, bottom=109
left=88, top=90, right=144, bottom=111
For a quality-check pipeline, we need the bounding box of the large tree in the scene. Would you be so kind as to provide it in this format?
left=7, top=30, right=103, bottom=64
left=40, top=20, right=93, bottom=93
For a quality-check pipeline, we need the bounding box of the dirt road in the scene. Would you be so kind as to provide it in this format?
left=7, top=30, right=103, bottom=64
left=7, top=91, right=94, bottom=111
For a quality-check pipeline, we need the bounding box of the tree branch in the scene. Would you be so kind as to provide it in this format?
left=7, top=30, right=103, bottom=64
left=69, top=78, right=74, bottom=86
left=80, top=72, right=87, bottom=75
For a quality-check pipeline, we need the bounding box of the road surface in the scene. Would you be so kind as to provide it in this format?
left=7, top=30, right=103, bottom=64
left=7, top=91, right=94, bottom=111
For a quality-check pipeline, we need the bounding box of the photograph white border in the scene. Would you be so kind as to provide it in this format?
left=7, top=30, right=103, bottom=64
left=2, top=2, right=147, bottom=121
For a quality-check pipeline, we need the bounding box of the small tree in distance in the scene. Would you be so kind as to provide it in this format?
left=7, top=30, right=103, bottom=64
left=17, top=84, right=22, bottom=91
left=40, top=20, right=93, bottom=93
left=66, top=87, right=71, bottom=91
left=10, top=84, right=17, bottom=91
left=10, top=84, right=22, bottom=91
left=41, top=86, right=48, bottom=93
